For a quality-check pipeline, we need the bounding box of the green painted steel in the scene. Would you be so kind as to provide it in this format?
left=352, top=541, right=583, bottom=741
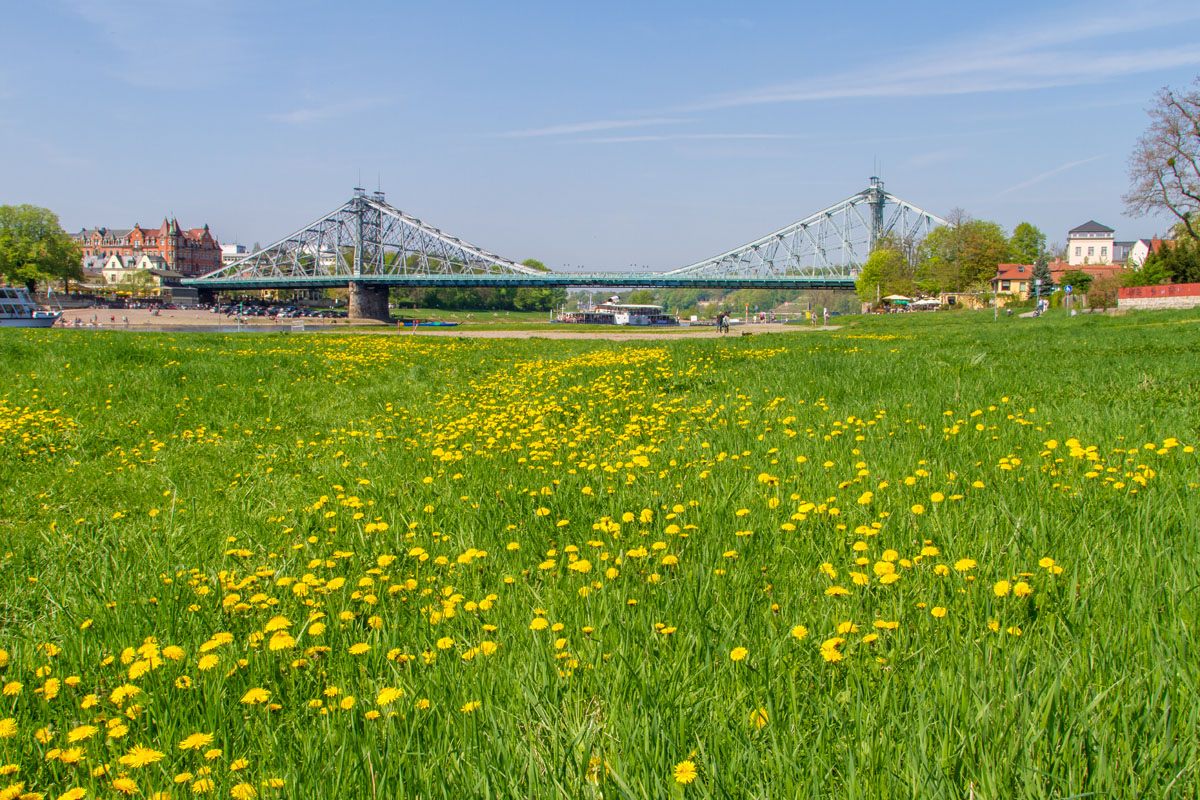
left=182, top=273, right=856, bottom=291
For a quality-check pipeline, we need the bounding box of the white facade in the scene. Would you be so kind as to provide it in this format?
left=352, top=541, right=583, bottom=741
left=1067, top=222, right=1115, bottom=266
left=221, top=244, right=249, bottom=266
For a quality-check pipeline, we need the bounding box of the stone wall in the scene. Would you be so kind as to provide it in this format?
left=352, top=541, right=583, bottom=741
left=1117, top=282, right=1200, bottom=311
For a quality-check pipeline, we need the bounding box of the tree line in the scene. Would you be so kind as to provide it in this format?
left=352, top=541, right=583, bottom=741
left=854, top=216, right=1050, bottom=303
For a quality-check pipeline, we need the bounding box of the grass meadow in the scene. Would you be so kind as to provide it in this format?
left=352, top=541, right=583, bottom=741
left=1, top=309, right=1198, bottom=799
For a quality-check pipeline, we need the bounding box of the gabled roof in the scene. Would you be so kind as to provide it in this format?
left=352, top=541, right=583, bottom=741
left=991, top=263, right=1033, bottom=281
left=1069, top=220, right=1114, bottom=234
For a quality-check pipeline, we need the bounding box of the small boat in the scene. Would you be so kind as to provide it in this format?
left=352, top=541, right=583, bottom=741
left=396, top=319, right=459, bottom=328
left=0, top=286, right=62, bottom=328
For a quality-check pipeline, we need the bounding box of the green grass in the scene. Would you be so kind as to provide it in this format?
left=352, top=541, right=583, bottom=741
left=1, top=308, right=1199, bottom=799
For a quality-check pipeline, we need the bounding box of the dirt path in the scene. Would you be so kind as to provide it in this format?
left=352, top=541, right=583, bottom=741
left=54, top=309, right=839, bottom=338
left=402, top=323, right=838, bottom=340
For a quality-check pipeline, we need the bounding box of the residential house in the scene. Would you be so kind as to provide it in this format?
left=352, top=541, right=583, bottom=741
left=99, top=253, right=184, bottom=294
left=990, top=263, right=1035, bottom=299
left=1067, top=221, right=1115, bottom=265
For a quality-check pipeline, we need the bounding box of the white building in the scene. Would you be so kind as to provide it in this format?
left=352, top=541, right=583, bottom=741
left=98, top=254, right=183, bottom=292
left=221, top=243, right=249, bottom=266
left=1067, top=221, right=1116, bottom=265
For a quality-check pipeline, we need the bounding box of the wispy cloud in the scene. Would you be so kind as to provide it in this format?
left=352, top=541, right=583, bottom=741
left=683, top=5, right=1200, bottom=110
left=267, top=97, right=389, bottom=125
left=499, top=117, right=687, bottom=137
left=996, top=155, right=1108, bottom=196
left=580, top=133, right=791, bottom=144
left=510, top=2, right=1200, bottom=139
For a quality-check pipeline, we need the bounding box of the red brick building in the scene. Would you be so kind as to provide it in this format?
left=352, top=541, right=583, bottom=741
left=73, top=219, right=221, bottom=277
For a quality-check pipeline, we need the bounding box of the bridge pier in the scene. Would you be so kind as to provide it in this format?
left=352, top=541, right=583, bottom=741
left=348, top=283, right=391, bottom=323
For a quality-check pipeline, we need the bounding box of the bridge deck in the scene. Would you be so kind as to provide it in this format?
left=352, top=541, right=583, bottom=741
left=182, top=273, right=857, bottom=291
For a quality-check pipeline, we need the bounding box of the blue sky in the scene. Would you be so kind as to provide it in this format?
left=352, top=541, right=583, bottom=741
left=3, top=0, right=1199, bottom=269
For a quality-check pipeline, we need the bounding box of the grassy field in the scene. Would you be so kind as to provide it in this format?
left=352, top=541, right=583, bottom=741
left=1, top=309, right=1198, bottom=799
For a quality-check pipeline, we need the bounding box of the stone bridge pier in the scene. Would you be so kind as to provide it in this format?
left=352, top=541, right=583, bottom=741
left=348, top=283, right=391, bottom=323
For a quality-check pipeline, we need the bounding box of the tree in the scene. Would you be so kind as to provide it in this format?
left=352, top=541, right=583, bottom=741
left=916, top=213, right=1011, bottom=292
left=1087, top=273, right=1122, bottom=309
left=627, top=289, right=655, bottom=305
left=1031, top=255, right=1054, bottom=295
left=1124, top=78, right=1200, bottom=242
left=1058, top=269, right=1094, bottom=294
left=1134, top=237, right=1200, bottom=284
left=0, top=205, right=83, bottom=291
left=1122, top=253, right=1174, bottom=286
left=1009, top=222, right=1046, bottom=265
left=521, top=258, right=549, bottom=272
left=855, top=247, right=912, bottom=304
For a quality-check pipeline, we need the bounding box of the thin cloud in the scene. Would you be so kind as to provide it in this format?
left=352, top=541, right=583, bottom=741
left=580, top=133, right=791, bottom=144
left=268, top=98, right=389, bottom=125
left=499, top=117, right=687, bottom=137
left=493, top=3, right=1200, bottom=143
left=996, top=155, right=1107, bottom=196
left=687, top=45, right=1200, bottom=110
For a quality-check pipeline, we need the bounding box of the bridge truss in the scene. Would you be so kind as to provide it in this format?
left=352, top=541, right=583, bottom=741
left=666, top=177, right=946, bottom=280
left=197, top=188, right=543, bottom=286
left=186, top=179, right=945, bottom=292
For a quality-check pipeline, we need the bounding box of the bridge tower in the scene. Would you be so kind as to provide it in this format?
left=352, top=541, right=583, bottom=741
left=347, top=187, right=390, bottom=323
left=866, top=176, right=887, bottom=253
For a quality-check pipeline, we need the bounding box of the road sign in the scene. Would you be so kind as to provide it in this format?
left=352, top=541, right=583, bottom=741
left=1064, top=285, right=1073, bottom=294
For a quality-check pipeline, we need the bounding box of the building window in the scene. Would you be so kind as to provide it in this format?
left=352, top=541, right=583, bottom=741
left=1075, top=246, right=1081, bottom=256
left=1088, top=246, right=1094, bottom=256
left=1001, top=280, right=1011, bottom=291
left=1101, top=246, right=1108, bottom=258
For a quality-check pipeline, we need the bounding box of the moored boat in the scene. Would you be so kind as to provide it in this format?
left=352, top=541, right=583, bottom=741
left=0, top=286, right=63, bottom=328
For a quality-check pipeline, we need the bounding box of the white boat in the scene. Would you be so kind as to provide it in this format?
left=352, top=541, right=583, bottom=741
left=0, top=286, right=63, bottom=328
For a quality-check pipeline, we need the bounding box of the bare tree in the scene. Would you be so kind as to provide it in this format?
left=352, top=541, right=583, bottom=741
left=1124, top=78, right=1200, bottom=241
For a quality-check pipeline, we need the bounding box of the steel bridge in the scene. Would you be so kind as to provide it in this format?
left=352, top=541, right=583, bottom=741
left=183, top=178, right=945, bottom=317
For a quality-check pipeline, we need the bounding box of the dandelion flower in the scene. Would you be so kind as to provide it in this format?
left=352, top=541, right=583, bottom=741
left=240, top=688, right=270, bottom=705
left=376, top=687, right=402, bottom=706
left=931, top=607, right=948, bottom=618
left=111, top=777, right=138, bottom=795
left=993, top=580, right=1011, bottom=597
left=790, top=625, right=808, bottom=641
left=0, top=719, right=17, bottom=739
left=231, top=783, right=256, bottom=800
left=673, top=760, right=698, bottom=784
left=729, top=647, right=748, bottom=662
left=119, top=745, right=165, bottom=769
left=178, top=732, right=215, bottom=751
left=460, top=700, right=481, bottom=713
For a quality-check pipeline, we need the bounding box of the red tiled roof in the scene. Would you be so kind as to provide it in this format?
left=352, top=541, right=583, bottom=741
left=992, top=263, right=1033, bottom=281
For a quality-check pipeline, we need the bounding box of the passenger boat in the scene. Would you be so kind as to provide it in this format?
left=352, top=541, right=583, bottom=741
left=0, top=286, right=63, bottom=327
